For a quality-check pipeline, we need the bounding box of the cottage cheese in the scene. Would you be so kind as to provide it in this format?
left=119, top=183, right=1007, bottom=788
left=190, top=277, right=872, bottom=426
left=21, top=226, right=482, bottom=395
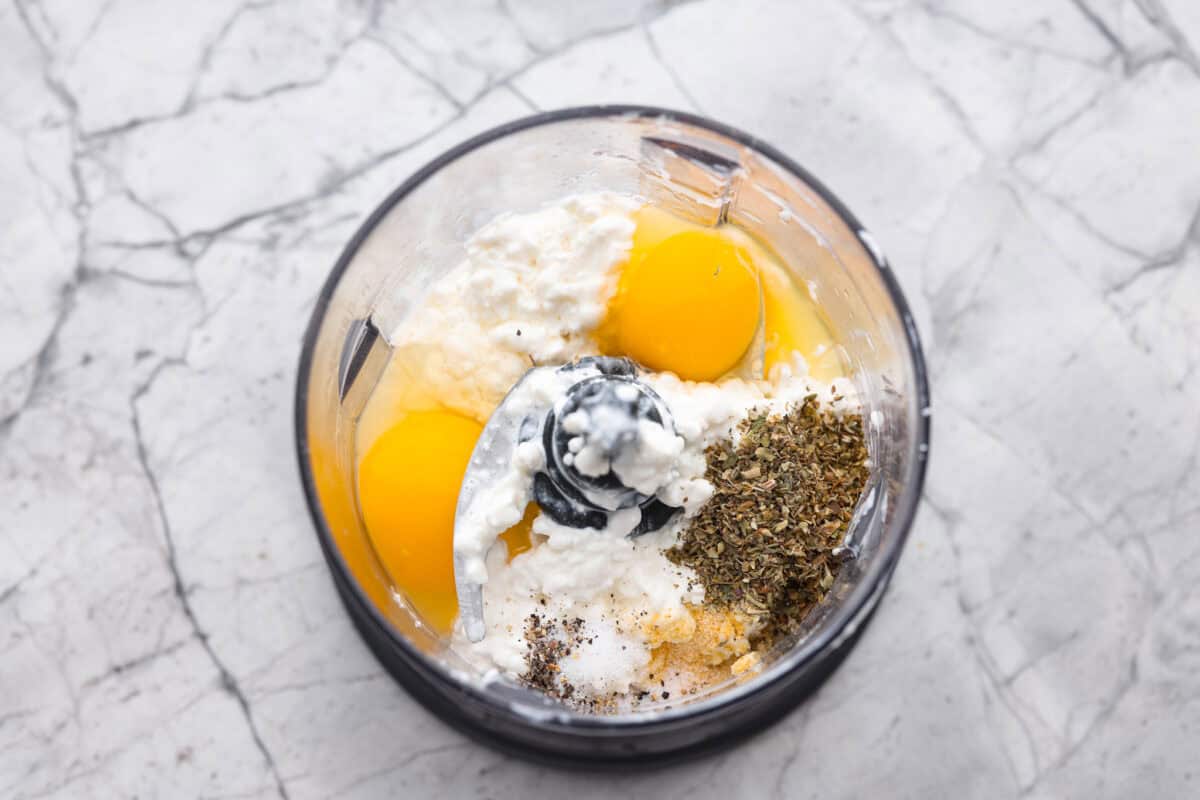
left=388, top=193, right=638, bottom=422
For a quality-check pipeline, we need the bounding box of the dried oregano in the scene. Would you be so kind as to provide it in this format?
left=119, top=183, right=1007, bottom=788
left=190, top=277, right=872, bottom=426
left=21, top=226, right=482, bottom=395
left=667, top=394, right=869, bottom=645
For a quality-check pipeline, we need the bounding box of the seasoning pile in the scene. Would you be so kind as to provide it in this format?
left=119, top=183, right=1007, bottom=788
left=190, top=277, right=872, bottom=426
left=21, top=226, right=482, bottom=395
left=511, top=391, right=870, bottom=709
left=520, top=613, right=588, bottom=702
left=668, top=393, right=869, bottom=653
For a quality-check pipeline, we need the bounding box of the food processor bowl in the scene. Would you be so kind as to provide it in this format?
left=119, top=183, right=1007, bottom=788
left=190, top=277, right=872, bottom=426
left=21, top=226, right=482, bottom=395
left=294, top=106, right=930, bottom=765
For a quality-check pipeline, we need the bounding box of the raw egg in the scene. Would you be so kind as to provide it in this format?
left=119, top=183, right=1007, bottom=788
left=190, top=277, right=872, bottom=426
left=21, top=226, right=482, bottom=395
left=499, top=503, right=536, bottom=561
left=759, top=261, right=841, bottom=380
left=603, top=228, right=761, bottom=382
left=357, top=412, right=538, bottom=634
left=356, top=410, right=481, bottom=634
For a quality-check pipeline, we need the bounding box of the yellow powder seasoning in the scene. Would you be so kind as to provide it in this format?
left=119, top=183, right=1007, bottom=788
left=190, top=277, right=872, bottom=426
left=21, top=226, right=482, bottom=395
left=730, top=651, right=762, bottom=677
left=641, top=606, right=758, bottom=698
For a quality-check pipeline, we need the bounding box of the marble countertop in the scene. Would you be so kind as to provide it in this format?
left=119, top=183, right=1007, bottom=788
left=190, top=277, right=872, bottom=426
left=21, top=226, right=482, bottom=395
left=3, top=0, right=1199, bottom=797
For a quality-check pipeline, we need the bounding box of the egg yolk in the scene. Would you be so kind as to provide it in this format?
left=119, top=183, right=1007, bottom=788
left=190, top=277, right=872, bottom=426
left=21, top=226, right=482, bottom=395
left=357, top=412, right=540, bottom=634
left=357, top=410, right=482, bottom=634
left=499, top=503, right=536, bottom=560
left=605, top=229, right=761, bottom=382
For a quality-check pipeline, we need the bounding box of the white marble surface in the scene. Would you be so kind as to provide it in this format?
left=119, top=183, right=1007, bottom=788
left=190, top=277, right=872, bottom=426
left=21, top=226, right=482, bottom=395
left=2, top=0, right=1199, bottom=796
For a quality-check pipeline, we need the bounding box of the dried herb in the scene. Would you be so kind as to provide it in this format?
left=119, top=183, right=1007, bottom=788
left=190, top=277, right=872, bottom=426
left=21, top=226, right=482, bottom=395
left=667, top=395, right=869, bottom=645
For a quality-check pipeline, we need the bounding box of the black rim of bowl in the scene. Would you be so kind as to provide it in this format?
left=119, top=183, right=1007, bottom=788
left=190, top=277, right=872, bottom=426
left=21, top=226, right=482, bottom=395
left=293, top=105, right=931, bottom=757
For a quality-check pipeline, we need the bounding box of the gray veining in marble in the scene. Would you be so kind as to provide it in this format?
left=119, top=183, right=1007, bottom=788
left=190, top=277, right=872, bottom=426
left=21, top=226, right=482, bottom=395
left=2, top=0, right=1199, bottom=797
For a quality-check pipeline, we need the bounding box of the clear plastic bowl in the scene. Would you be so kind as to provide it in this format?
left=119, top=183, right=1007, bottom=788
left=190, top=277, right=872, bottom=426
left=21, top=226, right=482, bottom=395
left=294, top=106, right=930, bottom=765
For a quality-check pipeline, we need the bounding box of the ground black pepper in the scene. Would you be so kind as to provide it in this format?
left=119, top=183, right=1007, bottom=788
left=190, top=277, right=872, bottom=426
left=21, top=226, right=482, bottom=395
left=520, top=613, right=585, bottom=703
